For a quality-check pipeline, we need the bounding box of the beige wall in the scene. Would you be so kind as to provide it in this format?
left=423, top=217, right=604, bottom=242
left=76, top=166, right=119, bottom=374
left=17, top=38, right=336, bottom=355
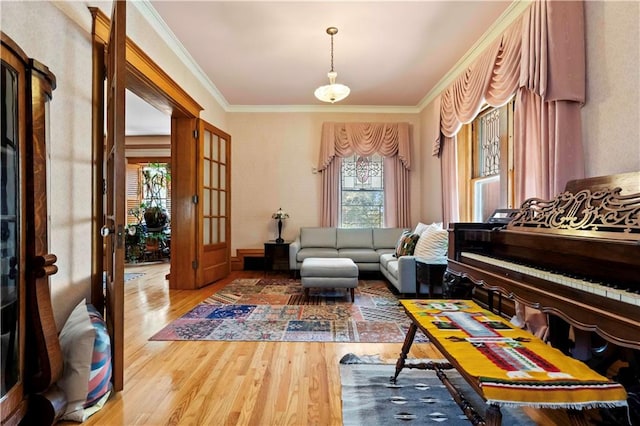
left=227, top=112, right=422, bottom=253
left=582, top=0, right=640, bottom=177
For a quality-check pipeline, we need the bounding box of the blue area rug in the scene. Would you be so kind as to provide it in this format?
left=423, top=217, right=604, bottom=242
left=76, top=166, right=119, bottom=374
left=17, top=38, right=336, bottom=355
left=340, top=354, right=535, bottom=425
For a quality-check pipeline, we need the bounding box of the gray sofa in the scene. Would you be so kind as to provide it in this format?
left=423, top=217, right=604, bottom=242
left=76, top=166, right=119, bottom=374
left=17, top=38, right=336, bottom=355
left=288, top=227, right=418, bottom=294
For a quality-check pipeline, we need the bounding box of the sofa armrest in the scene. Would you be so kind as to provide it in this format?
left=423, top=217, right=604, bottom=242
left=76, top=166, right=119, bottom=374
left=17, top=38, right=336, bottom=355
left=396, top=255, right=418, bottom=293
left=289, top=237, right=301, bottom=270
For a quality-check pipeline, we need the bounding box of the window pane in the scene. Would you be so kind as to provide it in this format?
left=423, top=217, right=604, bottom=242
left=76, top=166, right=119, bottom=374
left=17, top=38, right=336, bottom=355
left=212, top=162, right=219, bottom=188
left=220, top=191, right=226, bottom=215
left=211, top=189, right=219, bottom=216
left=212, top=135, right=219, bottom=161
left=204, top=130, right=211, bottom=158
left=211, top=218, right=219, bottom=243
left=203, top=218, right=210, bottom=245
left=220, top=165, right=226, bottom=189
left=340, top=154, right=384, bottom=228
left=203, top=188, right=210, bottom=216
left=473, top=175, right=501, bottom=222
left=478, top=109, right=501, bottom=177
left=220, top=138, right=226, bottom=164
left=220, top=218, right=226, bottom=243
left=203, top=158, right=210, bottom=187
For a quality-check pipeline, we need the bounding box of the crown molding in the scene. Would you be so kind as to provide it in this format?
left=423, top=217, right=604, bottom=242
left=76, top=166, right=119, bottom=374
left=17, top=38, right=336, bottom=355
left=226, top=104, right=421, bottom=114
left=417, top=0, right=532, bottom=110
left=131, top=0, right=230, bottom=111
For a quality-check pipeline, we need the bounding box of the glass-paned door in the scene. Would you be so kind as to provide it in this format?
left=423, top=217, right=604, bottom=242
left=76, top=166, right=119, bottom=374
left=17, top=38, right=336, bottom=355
left=197, top=120, right=230, bottom=286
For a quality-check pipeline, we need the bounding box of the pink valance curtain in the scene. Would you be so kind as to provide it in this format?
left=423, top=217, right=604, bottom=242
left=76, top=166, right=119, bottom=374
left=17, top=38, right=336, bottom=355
left=318, top=122, right=412, bottom=227
left=434, top=0, right=586, bottom=224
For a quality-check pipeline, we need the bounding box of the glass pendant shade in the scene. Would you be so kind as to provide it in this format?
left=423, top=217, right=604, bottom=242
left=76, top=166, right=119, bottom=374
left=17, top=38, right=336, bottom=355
left=315, top=71, right=350, bottom=103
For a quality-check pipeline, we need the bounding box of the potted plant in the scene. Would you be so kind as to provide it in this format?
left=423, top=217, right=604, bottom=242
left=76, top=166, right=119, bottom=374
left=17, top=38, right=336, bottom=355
left=142, top=163, right=171, bottom=231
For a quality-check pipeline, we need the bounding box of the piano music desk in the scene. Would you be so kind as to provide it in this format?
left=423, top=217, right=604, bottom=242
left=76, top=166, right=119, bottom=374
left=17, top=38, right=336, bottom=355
left=392, top=299, right=628, bottom=426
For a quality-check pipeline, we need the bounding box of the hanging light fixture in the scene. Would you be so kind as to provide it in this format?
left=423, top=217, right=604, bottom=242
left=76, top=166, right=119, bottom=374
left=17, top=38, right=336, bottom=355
left=314, top=27, right=350, bottom=103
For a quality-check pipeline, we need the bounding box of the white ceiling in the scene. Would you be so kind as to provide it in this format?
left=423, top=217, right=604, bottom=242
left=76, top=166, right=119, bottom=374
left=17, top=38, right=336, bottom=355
left=126, top=1, right=515, bottom=135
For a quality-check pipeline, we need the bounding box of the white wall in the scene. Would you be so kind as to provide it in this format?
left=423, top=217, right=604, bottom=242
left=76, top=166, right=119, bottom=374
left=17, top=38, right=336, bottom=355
left=227, top=112, right=422, bottom=253
left=582, top=1, right=640, bottom=177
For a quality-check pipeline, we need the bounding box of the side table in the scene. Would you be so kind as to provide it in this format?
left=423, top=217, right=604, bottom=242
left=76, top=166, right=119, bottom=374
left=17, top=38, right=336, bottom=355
left=415, top=257, right=447, bottom=298
left=264, top=241, right=290, bottom=274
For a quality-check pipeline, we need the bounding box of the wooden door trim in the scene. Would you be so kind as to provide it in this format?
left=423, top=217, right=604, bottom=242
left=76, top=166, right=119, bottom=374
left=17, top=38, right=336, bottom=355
left=89, top=7, right=202, bottom=118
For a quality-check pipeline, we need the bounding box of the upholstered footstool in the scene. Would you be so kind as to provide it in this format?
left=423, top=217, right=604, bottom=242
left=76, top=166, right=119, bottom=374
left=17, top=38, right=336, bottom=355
left=300, top=258, right=359, bottom=302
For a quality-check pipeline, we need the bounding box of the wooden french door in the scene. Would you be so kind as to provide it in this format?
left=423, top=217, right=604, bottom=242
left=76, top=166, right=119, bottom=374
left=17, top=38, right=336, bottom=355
left=102, top=0, right=126, bottom=392
left=196, top=120, right=231, bottom=286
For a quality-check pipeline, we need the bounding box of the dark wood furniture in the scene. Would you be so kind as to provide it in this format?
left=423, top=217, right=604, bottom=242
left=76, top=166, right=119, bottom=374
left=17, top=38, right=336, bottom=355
left=263, top=241, right=290, bottom=274
left=1, top=32, right=66, bottom=425
left=414, top=257, right=447, bottom=297
left=444, top=171, right=640, bottom=351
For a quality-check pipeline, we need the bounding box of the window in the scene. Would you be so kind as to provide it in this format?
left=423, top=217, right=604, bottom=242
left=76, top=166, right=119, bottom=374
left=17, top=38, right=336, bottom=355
left=340, top=153, right=384, bottom=228
left=458, top=100, right=514, bottom=222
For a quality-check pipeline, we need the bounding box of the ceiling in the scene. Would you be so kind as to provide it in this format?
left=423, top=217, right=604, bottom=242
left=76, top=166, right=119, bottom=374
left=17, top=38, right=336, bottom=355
left=126, top=1, right=515, bottom=135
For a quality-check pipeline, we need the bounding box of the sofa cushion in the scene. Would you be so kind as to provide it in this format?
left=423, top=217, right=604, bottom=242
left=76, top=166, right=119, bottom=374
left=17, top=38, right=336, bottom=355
left=300, top=227, right=336, bottom=248
left=379, top=252, right=397, bottom=270
left=373, top=228, right=406, bottom=249
left=337, top=228, right=373, bottom=249
left=414, top=225, right=448, bottom=258
left=395, top=231, right=420, bottom=257
left=296, top=247, right=339, bottom=262
left=338, top=248, right=379, bottom=263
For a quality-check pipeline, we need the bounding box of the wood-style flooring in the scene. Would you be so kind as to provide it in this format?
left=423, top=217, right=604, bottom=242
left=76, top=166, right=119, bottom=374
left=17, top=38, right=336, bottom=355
left=65, top=263, right=572, bottom=425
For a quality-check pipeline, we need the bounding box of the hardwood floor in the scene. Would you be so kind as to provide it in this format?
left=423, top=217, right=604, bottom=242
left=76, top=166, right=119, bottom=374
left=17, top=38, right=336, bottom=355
left=65, top=263, right=569, bottom=425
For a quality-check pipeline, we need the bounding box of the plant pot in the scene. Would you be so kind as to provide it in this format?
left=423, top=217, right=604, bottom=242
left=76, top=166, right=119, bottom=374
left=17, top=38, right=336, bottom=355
left=144, top=207, right=168, bottom=231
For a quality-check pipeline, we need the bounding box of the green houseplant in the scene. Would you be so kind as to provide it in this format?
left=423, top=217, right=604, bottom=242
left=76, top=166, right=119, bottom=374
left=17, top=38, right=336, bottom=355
left=142, top=163, right=170, bottom=231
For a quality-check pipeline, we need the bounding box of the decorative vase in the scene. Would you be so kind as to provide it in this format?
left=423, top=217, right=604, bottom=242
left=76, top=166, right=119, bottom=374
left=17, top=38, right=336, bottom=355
left=276, top=218, right=284, bottom=243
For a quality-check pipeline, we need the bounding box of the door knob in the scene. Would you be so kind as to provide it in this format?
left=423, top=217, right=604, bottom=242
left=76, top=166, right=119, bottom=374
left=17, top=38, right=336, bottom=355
left=101, top=226, right=114, bottom=237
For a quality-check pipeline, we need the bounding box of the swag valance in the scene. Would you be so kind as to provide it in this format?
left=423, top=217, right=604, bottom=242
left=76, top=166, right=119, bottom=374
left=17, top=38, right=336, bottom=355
left=318, top=122, right=411, bottom=171
left=317, top=122, right=412, bottom=228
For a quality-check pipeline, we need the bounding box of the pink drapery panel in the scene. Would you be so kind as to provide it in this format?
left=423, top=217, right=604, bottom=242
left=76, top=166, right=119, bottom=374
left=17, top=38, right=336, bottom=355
left=514, top=89, right=585, bottom=201
left=440, top=136, right=459, bottom=228
left=383, top=156, right=411, bottom=228
left=318, top=122, right=412, bottom=228
left=515, top=0, right=585, bottom=201
left=321, top=157, right=341, bottom=227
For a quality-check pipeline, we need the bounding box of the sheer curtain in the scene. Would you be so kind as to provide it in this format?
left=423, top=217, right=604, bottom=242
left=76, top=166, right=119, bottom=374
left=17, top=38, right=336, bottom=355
left=318, top=122, right=412, bottom=227
left=433, top=0, right=586, bottom=225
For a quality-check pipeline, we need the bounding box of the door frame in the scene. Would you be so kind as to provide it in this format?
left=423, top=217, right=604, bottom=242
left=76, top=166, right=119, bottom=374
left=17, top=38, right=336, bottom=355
left=90, top=7, right=203, bottom=303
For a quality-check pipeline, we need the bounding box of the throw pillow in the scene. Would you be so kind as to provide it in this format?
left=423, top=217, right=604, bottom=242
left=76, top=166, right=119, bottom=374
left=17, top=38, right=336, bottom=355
left=58, top=299, right=96, bottom=421
left=85, top=305, right=112, bottom=408
left=413, top=222, right=430, bottom=236
left=414, top=226, right=449, bottom=258
left=394, top=231, right=420, bottom=257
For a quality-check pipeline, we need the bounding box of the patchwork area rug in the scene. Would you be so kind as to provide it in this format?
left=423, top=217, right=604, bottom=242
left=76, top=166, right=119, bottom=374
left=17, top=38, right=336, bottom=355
left=339, top=354, right=534, bottom=425
left=150, top=277, right=428, bottom=343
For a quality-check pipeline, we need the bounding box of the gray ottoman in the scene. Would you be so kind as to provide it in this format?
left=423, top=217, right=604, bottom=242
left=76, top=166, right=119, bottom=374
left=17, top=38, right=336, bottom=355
left=300, top=258, right=359, bottom=302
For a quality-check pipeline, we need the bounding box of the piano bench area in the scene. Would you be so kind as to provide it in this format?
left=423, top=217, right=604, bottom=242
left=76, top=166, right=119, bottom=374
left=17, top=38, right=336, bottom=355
left=392, top=299, right=630, bottom=426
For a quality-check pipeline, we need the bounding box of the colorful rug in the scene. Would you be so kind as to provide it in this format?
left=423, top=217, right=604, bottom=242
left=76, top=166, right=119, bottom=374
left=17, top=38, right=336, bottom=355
left=150, top=277, right=428, bottom=343
left=340, top=353, right=534, bottom=425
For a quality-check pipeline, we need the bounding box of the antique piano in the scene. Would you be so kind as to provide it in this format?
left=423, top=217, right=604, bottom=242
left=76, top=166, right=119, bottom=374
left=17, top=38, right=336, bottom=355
left=445, top=171, right=640, bottom=355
